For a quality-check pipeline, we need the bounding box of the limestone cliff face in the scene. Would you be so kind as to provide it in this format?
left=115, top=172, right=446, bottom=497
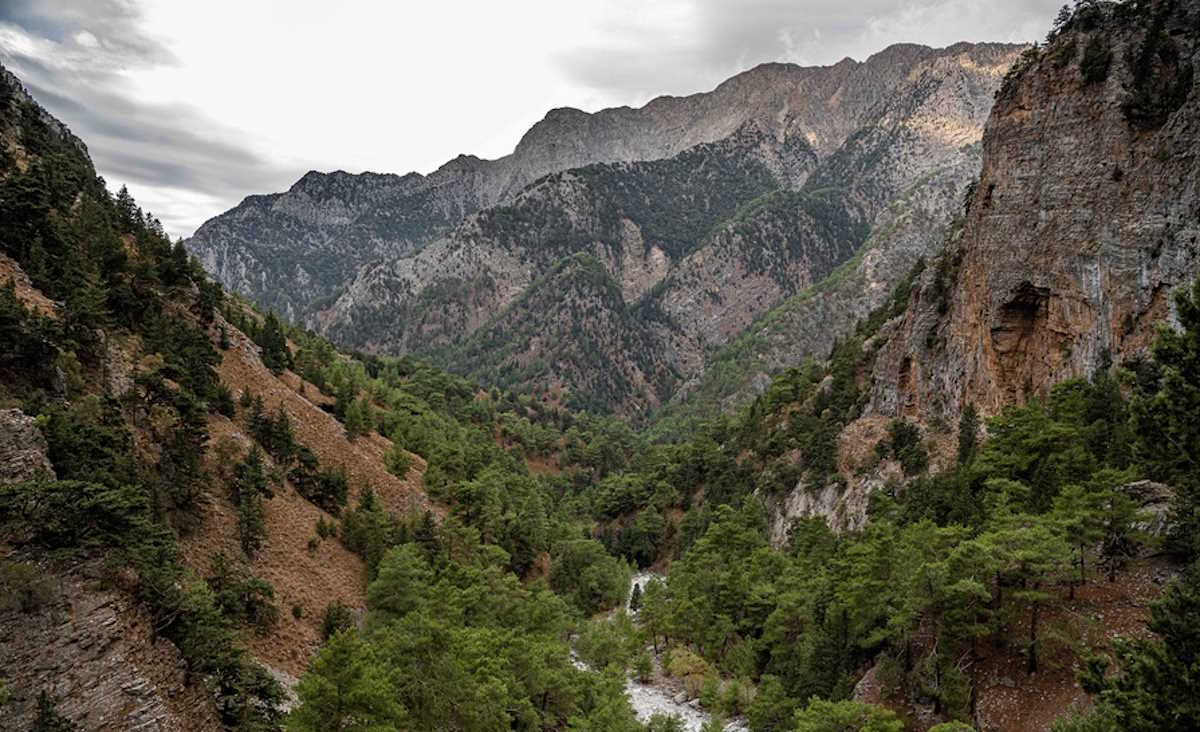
left=869, top=0, right=1200, bottom=424
left=766, top=0, right=1200, bottom=535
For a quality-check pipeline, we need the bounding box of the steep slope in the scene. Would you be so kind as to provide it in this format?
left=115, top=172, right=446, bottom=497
left=188, top=170, right=471, bottom=320
left=656, top=155, right=974, bottom=433
left=188, top=43, right=1020, bottom=325
left=868, top=0, right=1200, bottom=424
left=315, top=119, right=808, bottom=352
left=446, top=253, right=677, bottom=414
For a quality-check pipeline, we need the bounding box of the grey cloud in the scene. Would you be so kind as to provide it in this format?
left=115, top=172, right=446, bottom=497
left=0, top=2, right=297, bottom=236
left=0, top=0, right=174, bottom=65
left=557, top=0, right=1062, bottom=99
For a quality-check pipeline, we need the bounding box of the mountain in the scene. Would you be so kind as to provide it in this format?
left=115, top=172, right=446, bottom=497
left=191, top=42, right=1022, bottom=419
left=187, top=43, right=1003, bottom=322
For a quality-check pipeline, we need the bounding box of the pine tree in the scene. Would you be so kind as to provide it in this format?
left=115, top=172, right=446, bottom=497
left=231, top=447, right=270, bottom=556
left=344, top=398, right=365, bottom=440
left=286, top=629, right=406, bottom=731
left=629, top=582, right=642, bottom=612
left=957, top=403, right=980, bottom=465
left=258, top=312, right=291, bottom=374
left=1132, top=275, right=1200, bottom=559
left=1052, top=483, right=1104, bottom=598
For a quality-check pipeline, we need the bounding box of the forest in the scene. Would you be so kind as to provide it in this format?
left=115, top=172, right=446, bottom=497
left=3, top=0, right=1200, bottom=727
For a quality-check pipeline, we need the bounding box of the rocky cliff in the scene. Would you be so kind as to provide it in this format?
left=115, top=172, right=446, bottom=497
left=187, top=43, right=1012, bottom=323
left=868, top=0, right=1200, bottom=424
left=768, top=0, right=1200, bottom=535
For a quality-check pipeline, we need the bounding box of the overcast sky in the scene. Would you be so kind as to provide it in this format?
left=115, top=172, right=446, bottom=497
left=0, top=0, right=1060, bottom=238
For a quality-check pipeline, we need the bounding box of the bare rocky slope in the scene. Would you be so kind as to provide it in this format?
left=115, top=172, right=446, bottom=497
left=263, top=43, right=1022, bottom=419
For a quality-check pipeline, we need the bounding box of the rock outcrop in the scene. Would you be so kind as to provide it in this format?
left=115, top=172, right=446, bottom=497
left=0, top=408, right=54, bottom=483
left=0, top=560, right=222, bottom=731
left=869, top=0, right=1200, bottom=424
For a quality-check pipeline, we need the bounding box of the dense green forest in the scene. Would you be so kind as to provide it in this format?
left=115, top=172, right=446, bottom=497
left=5, top=0, right=1200, bottom=726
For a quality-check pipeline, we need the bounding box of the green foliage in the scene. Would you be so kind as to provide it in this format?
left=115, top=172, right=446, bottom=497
left=255, top=312, right=292, bottom=375
left=291, top=518, right=640, bottom=731
left=289, top=446, right=348, bottom=516
left=748, top=675, right=799, bottom=732
left=208, top=553, right=280, bottom=633
left=339, top=489, right=403, bottom=576
left=230, top=447, right=271, bottom=556
left=1080, top=36, right=1113, bottom=84
left=646, top=713, right=687, bottom=732
left=321, top=600, right=355, bottom=641
left=550, top=539, right=631, bottom=615
left=881, top=419, right=928, bottom=476
left=792, top=698, right=903, bottom=732
left=575, top=611, right=640, bottom=671
left=285, top=629, right=406, bottom=731
left=30, top=690, right=77, bottom=732
left=629, top=582, right=643, bottom=612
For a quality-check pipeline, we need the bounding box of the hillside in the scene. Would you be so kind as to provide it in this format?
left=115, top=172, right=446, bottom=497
left=0, top=61, right=654, bottom=730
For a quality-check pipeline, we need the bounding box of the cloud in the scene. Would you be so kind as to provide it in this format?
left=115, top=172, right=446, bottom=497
left=556, top=0, right=1061, bottom=100
left=0, top=0, right=1067, bottom=237
left=0, top=1, right=296, bottom=238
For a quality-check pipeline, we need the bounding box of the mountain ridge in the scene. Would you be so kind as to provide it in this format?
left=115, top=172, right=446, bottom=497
left=186, top=41, right=1024, bottom=323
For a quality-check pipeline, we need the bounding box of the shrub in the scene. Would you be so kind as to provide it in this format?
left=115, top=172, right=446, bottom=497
left=212, top=383, right=235, bottom=418
left=1080, top=36, right=1112, bottom=84
left=666, top=647, right=712, bottom=698
left=290, top=446, right=348, bottom=515
left=887, top=419, right=928, bottom=476
left=0, top=560, right=56, bottom=612
left=208, top=553, right=279, bottom=633
left=385, top=447, right=413, bottom=477
left=321, top=600, right=355, bottom=640
left=315, top=516, right=337, bottom=539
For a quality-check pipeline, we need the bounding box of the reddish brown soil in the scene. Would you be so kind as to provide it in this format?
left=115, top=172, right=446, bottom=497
left=863, top=558, right=1175, bottom=731
left=970, top=559, right=1171, bottom=732
left=179, top=314, right=440, bottom=677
